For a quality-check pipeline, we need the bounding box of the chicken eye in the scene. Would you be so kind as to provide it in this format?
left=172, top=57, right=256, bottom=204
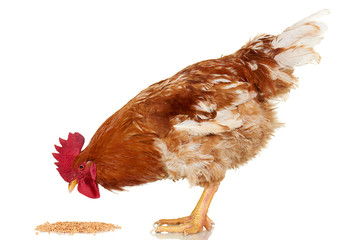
left=79, top=164, right=84, bottom=170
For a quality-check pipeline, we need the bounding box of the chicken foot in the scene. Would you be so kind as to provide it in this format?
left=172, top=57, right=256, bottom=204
left=154, top=183, right=219, bottom=235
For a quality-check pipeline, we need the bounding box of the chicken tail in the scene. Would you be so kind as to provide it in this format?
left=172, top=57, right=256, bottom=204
left=233, top=9, right=329, bottom=100
left=272, top=9, right=329, bottom=68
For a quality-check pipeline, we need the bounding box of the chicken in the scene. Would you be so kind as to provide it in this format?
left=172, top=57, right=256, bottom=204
left=53, top=10, right=328, bottom=235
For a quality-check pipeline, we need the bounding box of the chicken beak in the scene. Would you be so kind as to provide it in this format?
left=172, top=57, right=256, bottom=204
left=68, top=179, right=77, bottom=193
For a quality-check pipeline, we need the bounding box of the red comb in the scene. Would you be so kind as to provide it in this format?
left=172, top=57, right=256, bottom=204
left=53, top=132, right=85, bottom=182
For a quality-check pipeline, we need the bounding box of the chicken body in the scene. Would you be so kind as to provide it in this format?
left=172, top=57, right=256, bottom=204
left=88, top=45, right=282, bottom=190
left=68, top=10, right=328, bottom=234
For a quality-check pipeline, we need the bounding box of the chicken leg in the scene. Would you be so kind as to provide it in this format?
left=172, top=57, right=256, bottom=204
left=154, top=183, right=219, bottom=235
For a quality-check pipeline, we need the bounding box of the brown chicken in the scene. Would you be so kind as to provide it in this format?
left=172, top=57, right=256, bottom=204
left=53, top=10, right=328, bottom=234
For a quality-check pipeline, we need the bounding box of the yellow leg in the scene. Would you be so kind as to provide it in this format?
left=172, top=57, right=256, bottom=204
left=154, top=183, right=219, bottom=235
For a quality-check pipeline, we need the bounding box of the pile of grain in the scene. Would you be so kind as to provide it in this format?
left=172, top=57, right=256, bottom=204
left=35, top=221, right=121, bottom=235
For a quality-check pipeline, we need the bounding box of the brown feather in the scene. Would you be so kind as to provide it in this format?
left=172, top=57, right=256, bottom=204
left=72, top=12, right=326, bottom=190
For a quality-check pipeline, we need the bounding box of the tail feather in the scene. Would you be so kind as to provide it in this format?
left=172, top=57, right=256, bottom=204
left=233, top=10, right=328, bottom=100
left=272, top=9, right=329, bottom=67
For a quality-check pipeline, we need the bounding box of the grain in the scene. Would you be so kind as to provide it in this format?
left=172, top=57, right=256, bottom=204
left=35, top=221, right=121, bottom=235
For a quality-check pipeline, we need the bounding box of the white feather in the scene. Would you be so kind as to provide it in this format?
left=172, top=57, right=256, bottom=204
left=274, top=47, right=321, bottom=67
left=272, top=9, right=329, bottom=49
left=174, top=110, right=243, bottom=135
left=212, top=78, right=232, bottom=84
left=272, top=9, right=329, bottom=68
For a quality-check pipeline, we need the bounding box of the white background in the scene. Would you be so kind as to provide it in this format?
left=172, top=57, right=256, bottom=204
left=1, top=1, right=350, bottom=240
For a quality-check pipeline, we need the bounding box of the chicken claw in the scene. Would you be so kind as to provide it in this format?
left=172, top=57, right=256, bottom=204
left=154, top=215, right=214, bottom=235
left=154, top=216, right=191, bottom=227
left=154, top=184, right=219, bottom=235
